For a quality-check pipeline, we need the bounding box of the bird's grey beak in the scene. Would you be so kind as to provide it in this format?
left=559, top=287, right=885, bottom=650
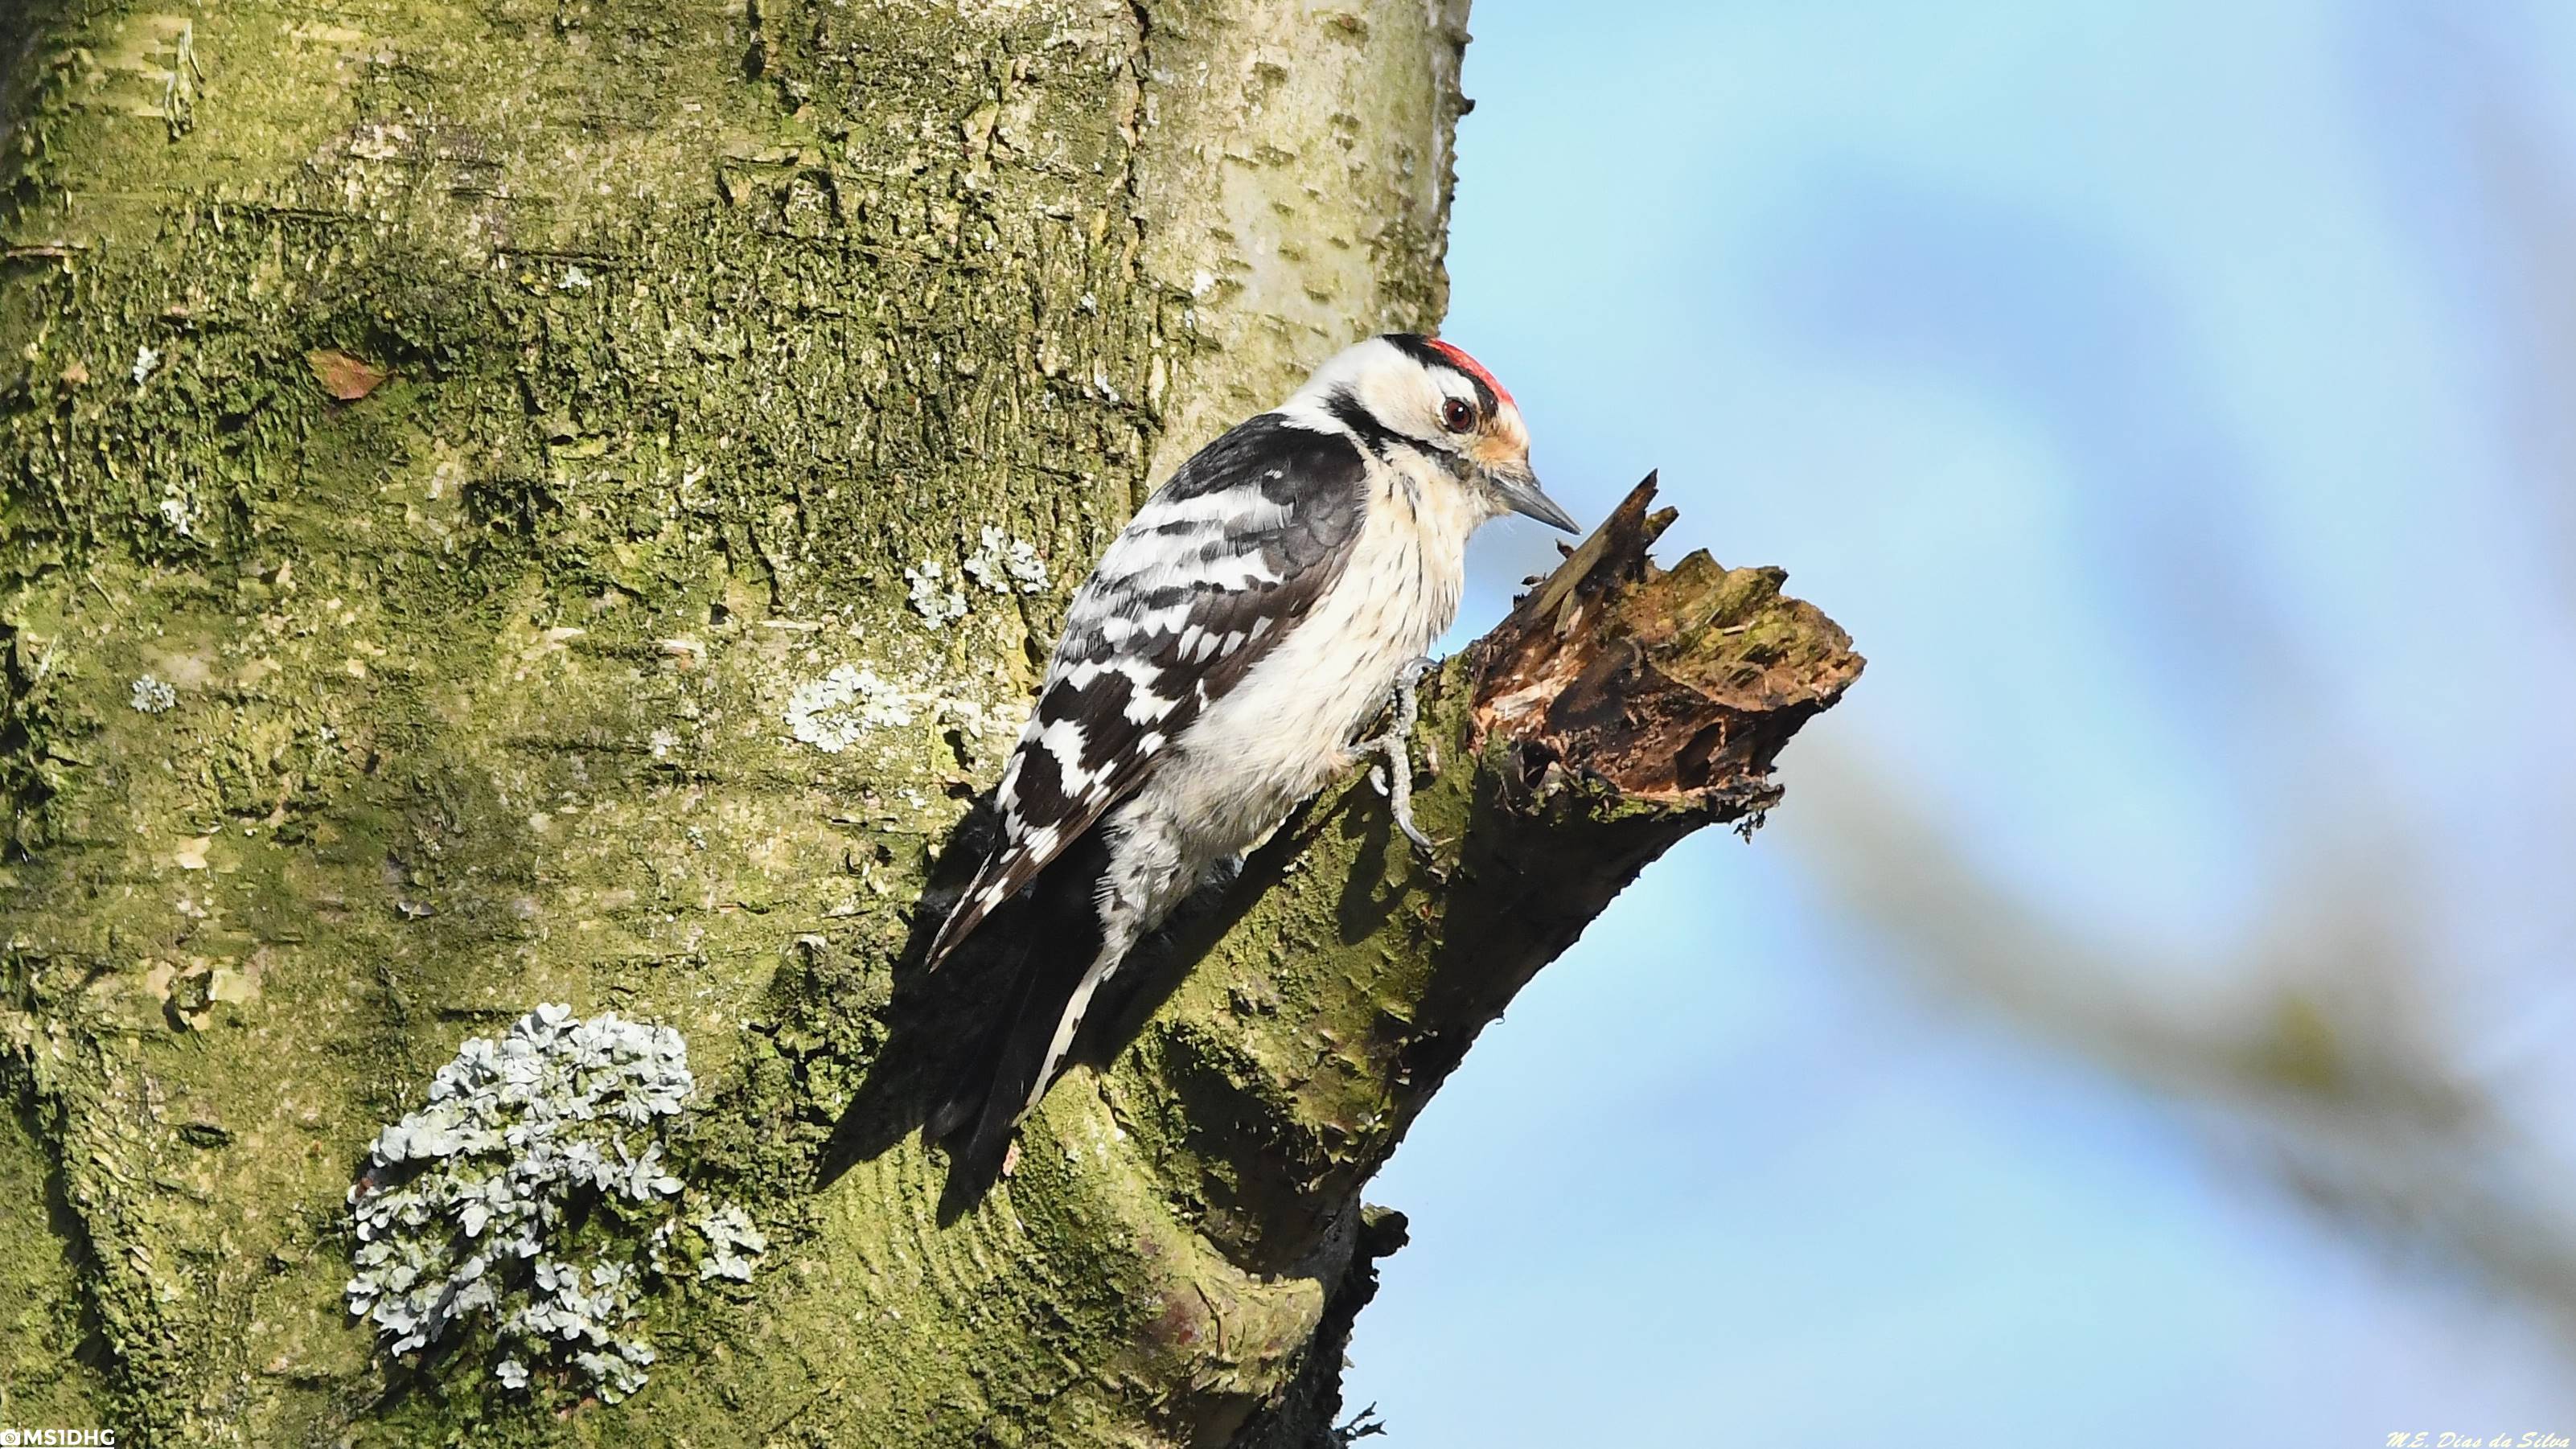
left=1493, top=467, right=1579, bottom=532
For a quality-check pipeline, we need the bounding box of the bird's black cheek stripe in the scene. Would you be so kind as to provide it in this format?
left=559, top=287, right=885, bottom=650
left=1327, top=387, right=1466, bottom=480
left=1325, top=388, right=1407, bottom=461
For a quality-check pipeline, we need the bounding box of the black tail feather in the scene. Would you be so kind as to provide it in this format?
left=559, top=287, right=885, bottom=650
left=931, top=831, right=1111, bottom=1192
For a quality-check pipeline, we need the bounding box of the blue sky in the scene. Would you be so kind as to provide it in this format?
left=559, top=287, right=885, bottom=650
left=1343, top=2, right=2576, bottom=1443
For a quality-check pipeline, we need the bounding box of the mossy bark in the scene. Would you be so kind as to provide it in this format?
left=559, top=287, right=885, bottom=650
left=0, top=4, right=1855, bottom=1445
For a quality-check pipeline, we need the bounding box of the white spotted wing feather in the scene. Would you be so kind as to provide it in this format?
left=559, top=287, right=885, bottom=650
left=921, top=416, right=1369, bottom=969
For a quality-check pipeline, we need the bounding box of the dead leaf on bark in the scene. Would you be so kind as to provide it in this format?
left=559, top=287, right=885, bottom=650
left=307, top=349, right=391, bottom=400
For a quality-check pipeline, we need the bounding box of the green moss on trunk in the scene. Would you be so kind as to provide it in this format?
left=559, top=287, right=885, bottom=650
left=0, top=6, right=1856, bottom=1447
left=2, top=0, right=1477, bottom=1442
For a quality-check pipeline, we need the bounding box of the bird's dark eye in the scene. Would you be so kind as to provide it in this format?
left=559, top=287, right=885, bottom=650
left=1440, top=397, right=1475, bottom=433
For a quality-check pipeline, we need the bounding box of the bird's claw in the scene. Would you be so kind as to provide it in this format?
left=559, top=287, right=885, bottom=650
left=1358, top=656, right=1441, bottom=859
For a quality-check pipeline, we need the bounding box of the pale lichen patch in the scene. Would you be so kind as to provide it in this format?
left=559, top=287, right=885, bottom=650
left=785, top=663, right=920, bottom=753
left=344, top=1005, right=767, bottom=1403
left=129, top=675, right=178, bottom=713
left=903, top=559, right=969, bottom=625
left=154, top=487, right=195, bottom=537
left=962, top=525, right=1050, bottom=595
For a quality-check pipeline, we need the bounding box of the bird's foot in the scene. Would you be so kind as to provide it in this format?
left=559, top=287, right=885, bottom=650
left=1359, top=656, right=1440, bottom=858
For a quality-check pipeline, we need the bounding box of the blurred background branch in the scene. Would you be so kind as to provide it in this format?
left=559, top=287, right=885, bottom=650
left=1352, top=2, right=2576, bottom=1442
left=1799, top=746, right=2576, bottom=1352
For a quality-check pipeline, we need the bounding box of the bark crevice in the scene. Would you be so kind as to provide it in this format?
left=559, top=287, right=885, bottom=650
left=0, top=2, right=1858, bottom=1441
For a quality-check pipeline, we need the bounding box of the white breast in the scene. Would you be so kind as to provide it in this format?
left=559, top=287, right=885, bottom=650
left=1140, top=457, right=1488, bottom=866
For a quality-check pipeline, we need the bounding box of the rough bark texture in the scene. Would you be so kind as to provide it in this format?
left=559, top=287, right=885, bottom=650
left=0, top=3, right=1858, bottom=1445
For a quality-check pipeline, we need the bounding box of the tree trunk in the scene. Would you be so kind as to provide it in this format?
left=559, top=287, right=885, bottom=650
left=0, top=3, right=1858, bottom=1445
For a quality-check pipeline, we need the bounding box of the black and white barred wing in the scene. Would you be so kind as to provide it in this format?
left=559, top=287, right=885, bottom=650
left=922, top=416, right=1369, bottom=969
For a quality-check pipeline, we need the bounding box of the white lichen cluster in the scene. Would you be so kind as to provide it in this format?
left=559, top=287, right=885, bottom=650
left=132, top=343, right=162, bottom=385
left=688, top=1203, right=768, bottom=1282
left=785, top=663, right=918, bottom=753
left=962, top=525, right=1049, bottom=596
left=129, top=675, right=177, bottom=714
left=904, top=558, right=968, bottom=624
left=345, top=1004, right=766, bottom=1402
left=156, top=486, right=197, bottom=538
left=936, top=692, right=1031, bottom=746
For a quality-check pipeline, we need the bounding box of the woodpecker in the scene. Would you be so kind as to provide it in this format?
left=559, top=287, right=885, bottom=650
left=922, top=333, right=1576, bottom=1171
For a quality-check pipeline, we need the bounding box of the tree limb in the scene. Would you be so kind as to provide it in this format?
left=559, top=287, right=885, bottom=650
left=774, top=473, right=1861, bottom=1445
left=0, top=0, right=1859, bottom=1435
left=1044, top=472, right=1862, bottom=1438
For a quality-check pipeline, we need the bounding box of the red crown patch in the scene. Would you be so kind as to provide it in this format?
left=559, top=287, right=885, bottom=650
left=1424, top=337, right=1515, bottom=408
